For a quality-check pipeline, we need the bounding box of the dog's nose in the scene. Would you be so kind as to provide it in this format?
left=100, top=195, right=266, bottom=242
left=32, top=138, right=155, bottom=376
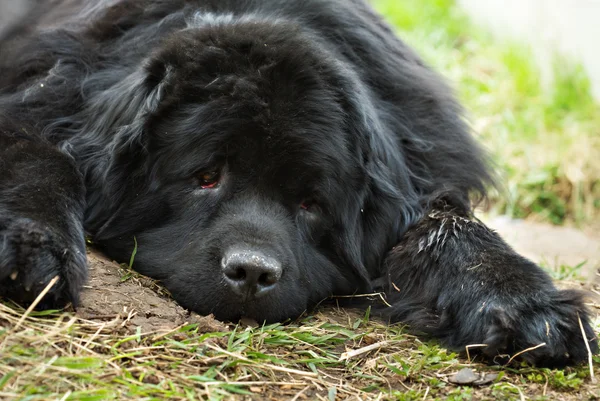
left=221, top=249, right=282, bottom=297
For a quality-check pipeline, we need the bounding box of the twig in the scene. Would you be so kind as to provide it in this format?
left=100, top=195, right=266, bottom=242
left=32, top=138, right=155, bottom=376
left=83, top=322, right=108, bottom=349
left=58, top=391, right=72, bottom=401
left=422, top=386, right=430, bottom=400
left=339, top=340, right=391, bottom=361
left=464, top=343, right=488, bottom=363
left=330, top=293, right=392, bottom=307
left=14, top=276, right=60, bottom=331
left=151, top=322, right=188, bottom=341
left=506, top=342, right=546, bottom=365
left=290, top=385, right=311, bottom=401
left=577, top=312, right=597, bottom=384
left=203, top=381, right=305, bottom=387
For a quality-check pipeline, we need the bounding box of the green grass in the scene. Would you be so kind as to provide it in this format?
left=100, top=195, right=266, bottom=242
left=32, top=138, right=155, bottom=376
left=1, top=258, right=598, bottom=401
left=373, top=0, right=600, bottom=225
left=1, top=300, right=598, bottom=400
left=542, top=260, right=588, bottom=281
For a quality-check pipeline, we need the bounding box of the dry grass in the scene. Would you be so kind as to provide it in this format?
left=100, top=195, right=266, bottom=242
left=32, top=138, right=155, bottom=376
left=1, top=257, right=599, bottom=401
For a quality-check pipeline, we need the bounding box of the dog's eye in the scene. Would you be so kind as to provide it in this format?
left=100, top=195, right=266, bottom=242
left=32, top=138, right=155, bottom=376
left=196, top=170, right=220, bottom=189
left=300, top=199, right=318, bottom=212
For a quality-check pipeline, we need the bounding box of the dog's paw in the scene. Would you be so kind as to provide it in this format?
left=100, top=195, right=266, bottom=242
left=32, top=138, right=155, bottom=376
left=480, top=290, right=598, bottom=368
left=0, top=217, right=86, bottom=308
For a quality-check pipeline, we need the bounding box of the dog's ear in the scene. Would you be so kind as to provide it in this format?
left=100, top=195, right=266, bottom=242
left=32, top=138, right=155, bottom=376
left=73, top=60, right=175, bottom=232
left=73, top=59, right=174, bottom=171
left=108, top=61, right=174, bottom=167
left=334, top=73, right=421, bottom=281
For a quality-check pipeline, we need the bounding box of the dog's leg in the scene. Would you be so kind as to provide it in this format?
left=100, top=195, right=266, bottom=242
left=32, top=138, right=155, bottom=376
left=381, top=202, right=598, bottom=367
left=0, top=134, right=87, bottom=308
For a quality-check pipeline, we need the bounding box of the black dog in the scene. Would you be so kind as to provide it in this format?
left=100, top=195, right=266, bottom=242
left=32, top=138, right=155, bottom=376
left=0, top=0, right=596, bottom=367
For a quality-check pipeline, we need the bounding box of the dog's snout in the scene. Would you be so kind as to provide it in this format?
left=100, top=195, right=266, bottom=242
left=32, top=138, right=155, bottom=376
left=221, top=249, right=282, bottom=297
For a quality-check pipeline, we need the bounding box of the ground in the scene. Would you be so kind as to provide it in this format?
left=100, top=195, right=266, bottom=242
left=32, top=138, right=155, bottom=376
left=1, top=218, right=598, bottom=400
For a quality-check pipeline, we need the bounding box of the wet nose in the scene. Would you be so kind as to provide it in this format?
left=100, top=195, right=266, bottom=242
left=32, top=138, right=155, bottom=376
left=221, top=249, right=282, bottom=297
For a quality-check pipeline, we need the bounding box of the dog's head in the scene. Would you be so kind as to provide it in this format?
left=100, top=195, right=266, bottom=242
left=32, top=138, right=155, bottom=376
left=77, top=17, right=416, bottom=321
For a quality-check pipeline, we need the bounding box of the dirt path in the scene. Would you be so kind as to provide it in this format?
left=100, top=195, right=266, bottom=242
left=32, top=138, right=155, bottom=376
left=484, top=216, right=600, bottom=283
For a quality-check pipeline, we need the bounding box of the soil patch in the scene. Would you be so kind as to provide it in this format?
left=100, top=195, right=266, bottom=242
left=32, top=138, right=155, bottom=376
left=77, top=250, right=227, bottom=333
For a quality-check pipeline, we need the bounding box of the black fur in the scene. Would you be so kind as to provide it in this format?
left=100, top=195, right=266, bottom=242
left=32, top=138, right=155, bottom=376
left=0, top=0, right=596, bottom=367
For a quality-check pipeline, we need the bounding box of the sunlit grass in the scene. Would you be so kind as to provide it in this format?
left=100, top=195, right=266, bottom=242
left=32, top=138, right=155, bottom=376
left=1, top=300, right=598, bottom=400
left=373, top=0, right=600, bottom=225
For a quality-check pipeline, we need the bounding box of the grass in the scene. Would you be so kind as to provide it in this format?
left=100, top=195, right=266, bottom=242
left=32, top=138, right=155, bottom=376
left=1, top=295, right=598, bottom=401
left=0, top=255, right=598, bottom=400
left=373, top=0, right=600, bottom=225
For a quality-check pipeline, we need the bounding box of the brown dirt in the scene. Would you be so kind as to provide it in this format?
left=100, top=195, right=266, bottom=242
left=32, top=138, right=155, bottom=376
left=484, top=216, right=600, bottom=283
left=76, top=250, right=228, bottom=333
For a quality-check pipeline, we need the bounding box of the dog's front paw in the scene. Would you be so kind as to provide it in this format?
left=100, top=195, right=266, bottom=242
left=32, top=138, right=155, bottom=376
left=0, top=217, right=87, bottom=308
left=480, top=290, right=598, bottom=368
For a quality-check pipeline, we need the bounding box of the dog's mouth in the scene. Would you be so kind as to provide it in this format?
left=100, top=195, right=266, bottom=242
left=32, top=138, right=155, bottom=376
left=209, top=308, right=281, bottom=325
left=205, top=285, right=310, bottom=324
